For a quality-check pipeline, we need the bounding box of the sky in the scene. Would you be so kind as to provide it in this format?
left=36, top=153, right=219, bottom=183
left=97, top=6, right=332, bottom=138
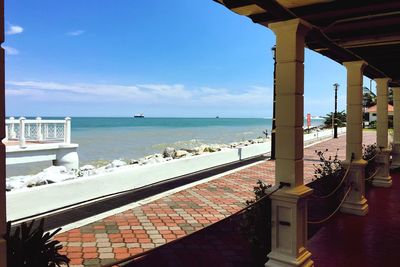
left=4, top=0, right=373, bottom=118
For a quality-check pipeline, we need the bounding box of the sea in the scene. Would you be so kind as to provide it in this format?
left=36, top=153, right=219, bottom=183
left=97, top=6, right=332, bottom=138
left=6, top=117, right=324, bottom=177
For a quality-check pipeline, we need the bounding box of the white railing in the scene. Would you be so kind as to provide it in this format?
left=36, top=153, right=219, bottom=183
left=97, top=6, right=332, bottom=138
left=5, top=117, right=71, bottom=147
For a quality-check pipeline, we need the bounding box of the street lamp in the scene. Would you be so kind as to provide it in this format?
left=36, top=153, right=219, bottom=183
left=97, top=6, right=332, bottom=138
left=333, top=83, right=339, bottom=138
left=271, top=45, right=276, bottom=160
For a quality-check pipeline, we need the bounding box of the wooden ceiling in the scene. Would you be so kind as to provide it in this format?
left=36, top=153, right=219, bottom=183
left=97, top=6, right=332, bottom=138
left=214, top=0, right=400, bottom=87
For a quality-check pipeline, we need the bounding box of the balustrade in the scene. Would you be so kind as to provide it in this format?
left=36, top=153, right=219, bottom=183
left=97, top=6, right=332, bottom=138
left=4, top=117, right=71, bottom=147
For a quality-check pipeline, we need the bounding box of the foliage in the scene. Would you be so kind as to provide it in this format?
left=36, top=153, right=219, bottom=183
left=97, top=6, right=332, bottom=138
left=366, top=119, right=393, bottom=129
left=362, top=143, right=377, bottom=161
left=4, top=219, right=70, bottom=267
left=368, top=120, right=377, bottom=129
left=323, top=111, right=346, bottom=128
left=310, top=149, right=345, bottom=197
left=240, top=180, right=272, bottom=267
left=363, top=143, right=378, bottom=183
left=313, top=149, right=343, bottom=180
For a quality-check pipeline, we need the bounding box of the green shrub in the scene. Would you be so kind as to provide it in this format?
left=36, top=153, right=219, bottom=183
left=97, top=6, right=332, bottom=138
left=240, top=180, right=272, bottom=267
left=4, top=219, right=70, bottom=267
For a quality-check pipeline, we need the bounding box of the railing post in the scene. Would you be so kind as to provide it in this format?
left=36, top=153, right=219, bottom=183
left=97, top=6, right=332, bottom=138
left=19, top=117, right=26, bottom=148
left=36, top=117, right=43, bottom=141
left=64, top=117, right=71, bottom=144
left=9, top=116, right=15, bottom=139
left=4, top=125, right=7, bottom=142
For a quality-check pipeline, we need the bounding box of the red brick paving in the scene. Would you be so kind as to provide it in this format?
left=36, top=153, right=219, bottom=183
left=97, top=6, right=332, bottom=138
left=58, top=131, right=376, bottom=266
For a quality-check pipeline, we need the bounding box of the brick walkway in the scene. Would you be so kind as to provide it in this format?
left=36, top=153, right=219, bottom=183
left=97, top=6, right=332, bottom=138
left=57, top=131, right=376, bottom=266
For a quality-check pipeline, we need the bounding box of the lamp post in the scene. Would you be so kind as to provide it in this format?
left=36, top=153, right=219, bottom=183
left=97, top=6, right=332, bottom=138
left=333, top=83, right=339, bottom=138
left=271, top=45, right=276, bottom=160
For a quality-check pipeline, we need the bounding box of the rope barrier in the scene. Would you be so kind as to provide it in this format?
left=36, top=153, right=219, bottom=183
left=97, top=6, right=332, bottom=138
left=365, top=166, right=380, bottom=181
left=308, top=185, right=352, bottom=225
left=365, top=152, right=378, bottom=162
left=101, top=184, right=284, bottom=267
left=311, top=160, right=352, bottom=199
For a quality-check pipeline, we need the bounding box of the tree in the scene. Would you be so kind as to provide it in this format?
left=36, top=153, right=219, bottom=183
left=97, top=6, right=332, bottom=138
left=324, top=110, right=346, bottom=128
left=363, top=86, right=376, bottom=107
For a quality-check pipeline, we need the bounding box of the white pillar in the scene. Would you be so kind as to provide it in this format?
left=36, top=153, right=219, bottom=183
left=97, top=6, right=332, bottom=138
left=266, top=18, right=313, bottom=267
left=392, top=87, right=400, bottom=167
left=36, top=117, right=43, bottom=141
left=373, top=78, right=392, bottom=187
left=9, top=116, right=16, bottom=139
left=341, top=61, right=368, bottom=216
left=64, top=117, right=71, bottom=144
left=19, top=117, right=26, bottom=148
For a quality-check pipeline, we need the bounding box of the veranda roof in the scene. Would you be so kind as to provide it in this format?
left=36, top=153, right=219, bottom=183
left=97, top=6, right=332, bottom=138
left=214, top=0, right=400, bottom=87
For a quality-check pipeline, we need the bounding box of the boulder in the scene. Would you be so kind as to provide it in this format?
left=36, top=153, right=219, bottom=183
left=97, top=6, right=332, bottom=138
left=175, top=150, right=189, bottom=158
left=163, top=147, right=176, bottom=158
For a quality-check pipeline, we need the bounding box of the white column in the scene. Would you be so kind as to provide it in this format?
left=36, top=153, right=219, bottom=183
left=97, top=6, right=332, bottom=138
left=392, top=87, right=400, bottom=167
left=19, top=117, right=26, bottom=148
left=266, top=18, right=313, bottom=267
left=373, top=78, right=392, bottom=187
left=340, top=61, right=368, bottom=216
left=64, top=117, right=71, bottom=144
left=36, top=117, right=43, bottom=141
left=9, top=116, right=15, bottom=139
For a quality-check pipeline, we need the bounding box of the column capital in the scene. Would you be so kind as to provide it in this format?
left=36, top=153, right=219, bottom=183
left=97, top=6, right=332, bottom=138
left=269, top=18, right=312, bottom=63
left=268, top=18, right=312, bottom=36
left=343, top=60, right=368, bottom=70
left=375, top=77, right=391, bottom=86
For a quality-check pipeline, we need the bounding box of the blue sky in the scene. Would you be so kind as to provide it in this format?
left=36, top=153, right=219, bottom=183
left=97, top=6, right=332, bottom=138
left=4, top=0, right=372, bottom=117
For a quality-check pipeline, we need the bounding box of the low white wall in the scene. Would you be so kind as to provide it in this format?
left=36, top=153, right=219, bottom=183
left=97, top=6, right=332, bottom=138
left=7, top=143, right=268, bottom=221
left=7, top=127, right=347, bottom=221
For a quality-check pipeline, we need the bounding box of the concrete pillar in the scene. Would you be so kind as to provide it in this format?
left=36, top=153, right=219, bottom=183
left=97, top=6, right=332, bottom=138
left=392, top=87, right=400, bottom=168
left=0, top=0, right=7, bottom=264
left=266, top=18, right=313, bottom=267
left=373, top=78, right=392, bottom=187
left=53, top=147, right=79, bottom=171
left=64, top=117, right=71, bottom=144
left=36, top=117, right=43, bottom=141
left=19, top=117, right=26, bottom=148
left=341, top=61, right=368, bottom=216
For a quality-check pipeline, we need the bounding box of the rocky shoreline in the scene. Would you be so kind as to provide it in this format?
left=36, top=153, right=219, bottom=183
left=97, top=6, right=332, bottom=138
left=6, top=138, right=268, bottom=191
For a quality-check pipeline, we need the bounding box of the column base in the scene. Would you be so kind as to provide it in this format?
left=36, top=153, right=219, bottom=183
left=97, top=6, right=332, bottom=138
left=340, top=160, right=368, bottom=216
left=266, top=185, right=313, bottom=267
left=372, top=176, right=393, bottom=187
left=391, top=143, right=400, bottom=169
left=266, top=249, right=313, bottom=267
left=373, top=148, right=392, bottom=188
left=340, top=196, right=368, bottom=216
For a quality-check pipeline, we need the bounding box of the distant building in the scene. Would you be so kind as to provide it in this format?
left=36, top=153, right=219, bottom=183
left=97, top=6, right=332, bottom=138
left=365, top=104, right=393, bottom=123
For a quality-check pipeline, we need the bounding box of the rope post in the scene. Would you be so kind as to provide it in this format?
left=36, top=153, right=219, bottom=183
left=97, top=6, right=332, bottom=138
left=340, top=155, right=368, bottom=216
left=19, top=117, right=26, bottom=148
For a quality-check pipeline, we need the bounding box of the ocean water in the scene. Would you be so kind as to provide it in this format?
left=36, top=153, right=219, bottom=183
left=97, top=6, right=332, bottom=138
left=6, top=117, right=324, bottom=177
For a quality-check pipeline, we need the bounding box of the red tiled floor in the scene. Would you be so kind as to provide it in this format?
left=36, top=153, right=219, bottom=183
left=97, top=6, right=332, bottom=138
left=58, top=132, right=376, bottom=266
left=308, top=171, right=400, bottom=267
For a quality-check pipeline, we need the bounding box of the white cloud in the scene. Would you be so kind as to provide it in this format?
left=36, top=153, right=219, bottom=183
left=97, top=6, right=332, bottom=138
left=66, top=30, right=85, bottom=36
left=6, top=81, right=272, bottom=109
left=3, top=46, right=19, bottom=55
left=6, top=24, right=23, bottom=35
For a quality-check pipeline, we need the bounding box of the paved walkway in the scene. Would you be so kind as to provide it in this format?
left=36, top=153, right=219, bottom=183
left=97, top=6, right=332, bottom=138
left=57, top=132, right=376, bottom=266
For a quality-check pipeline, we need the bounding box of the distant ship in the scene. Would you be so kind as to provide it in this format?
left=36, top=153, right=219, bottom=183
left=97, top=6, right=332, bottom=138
left=134, top=113, right=144, bottom=118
